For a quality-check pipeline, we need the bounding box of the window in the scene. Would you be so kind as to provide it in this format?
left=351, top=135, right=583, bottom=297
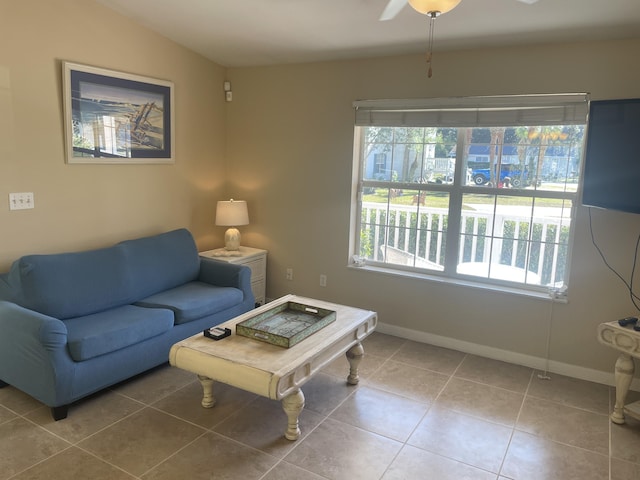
left=350, top=95, right=588, bottom=294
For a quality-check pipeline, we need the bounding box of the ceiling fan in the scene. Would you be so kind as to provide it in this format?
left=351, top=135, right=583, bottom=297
left=380, top=0, right=539, bottom=21
left=379, top=0, right=539, bottom=77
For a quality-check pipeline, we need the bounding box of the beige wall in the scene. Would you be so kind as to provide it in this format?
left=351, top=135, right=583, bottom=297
left=0, top=0, right=229, bottom=270
left=226, top=38, right=640, bottom=379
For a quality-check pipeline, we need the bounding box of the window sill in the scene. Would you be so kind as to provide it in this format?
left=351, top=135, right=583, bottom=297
left=346, top=264, right=568, bottom=303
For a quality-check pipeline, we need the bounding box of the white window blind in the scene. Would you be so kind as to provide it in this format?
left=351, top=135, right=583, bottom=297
left=353, top=94, right=589, bottom=127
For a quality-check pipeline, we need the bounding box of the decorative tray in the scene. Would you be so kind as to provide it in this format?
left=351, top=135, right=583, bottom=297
left=236, top=301, right=336, bottom=348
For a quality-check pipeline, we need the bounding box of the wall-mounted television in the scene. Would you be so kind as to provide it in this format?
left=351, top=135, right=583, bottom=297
left=582, top=98, right=640, bottom=214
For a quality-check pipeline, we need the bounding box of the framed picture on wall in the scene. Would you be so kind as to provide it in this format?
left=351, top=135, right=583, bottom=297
left=62, top=62, right=174, bottom=164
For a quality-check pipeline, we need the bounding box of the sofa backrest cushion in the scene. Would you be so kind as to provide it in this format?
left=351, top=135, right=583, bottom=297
left=118, top=228, right=200, bottom=300
left=6, top=244, right=133, bottom=319
left=0, top=228, right=201, bottom=320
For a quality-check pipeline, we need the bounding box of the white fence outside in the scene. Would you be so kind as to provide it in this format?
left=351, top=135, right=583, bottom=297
left=361, top=202, right=570, bottom=286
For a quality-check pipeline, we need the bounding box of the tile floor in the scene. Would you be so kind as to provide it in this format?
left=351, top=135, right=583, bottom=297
left=1, top=332, right=640, bottom=480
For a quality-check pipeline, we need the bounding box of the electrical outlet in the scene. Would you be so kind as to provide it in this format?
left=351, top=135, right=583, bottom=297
left=320, top=274, right=327, bottom=287
left=286, top=268, right=293, bottom=281
left=9, top=192, right=34, bottom=210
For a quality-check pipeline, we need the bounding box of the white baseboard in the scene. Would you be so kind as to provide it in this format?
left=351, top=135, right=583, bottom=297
left=376, top=321, right=640, bottom=392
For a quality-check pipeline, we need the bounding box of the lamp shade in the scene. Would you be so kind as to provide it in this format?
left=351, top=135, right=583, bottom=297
left=408, top=0, right=461, bottom=14
left=215, top=199, right=249, bottom=226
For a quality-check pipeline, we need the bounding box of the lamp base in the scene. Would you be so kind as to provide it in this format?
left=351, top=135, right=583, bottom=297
left=224, top=227, right=241, bottom=251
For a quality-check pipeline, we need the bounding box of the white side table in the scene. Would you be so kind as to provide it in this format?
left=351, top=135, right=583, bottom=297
left=597, top=321, right=640, bottom=424
left=200, top=246, right=267, bottom=306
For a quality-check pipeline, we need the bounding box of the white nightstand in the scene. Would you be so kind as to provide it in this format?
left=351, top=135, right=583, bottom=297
left=200, top=246, right=267, bottom=306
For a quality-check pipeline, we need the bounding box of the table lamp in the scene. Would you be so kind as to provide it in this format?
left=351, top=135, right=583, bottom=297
left=215, top=199, right=249, bottom=251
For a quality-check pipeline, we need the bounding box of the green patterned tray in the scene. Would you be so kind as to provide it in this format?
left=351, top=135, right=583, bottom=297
left=236, top=301, right=336, bottom=348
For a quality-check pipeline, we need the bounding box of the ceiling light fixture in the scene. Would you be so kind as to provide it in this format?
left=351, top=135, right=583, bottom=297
left=408, top=0, right=462, bottom=78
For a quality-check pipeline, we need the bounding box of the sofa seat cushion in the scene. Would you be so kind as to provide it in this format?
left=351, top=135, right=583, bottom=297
left=64, top=305, right=174, bottom=362
left=134, top=281, right=243, bottom=324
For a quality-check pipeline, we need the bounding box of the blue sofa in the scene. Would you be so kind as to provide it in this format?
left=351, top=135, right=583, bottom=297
left=0, top=229, right=254, bottom=420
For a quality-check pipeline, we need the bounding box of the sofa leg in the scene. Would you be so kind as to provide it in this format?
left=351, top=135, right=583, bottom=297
left=51, top=405, right=69, bottom=421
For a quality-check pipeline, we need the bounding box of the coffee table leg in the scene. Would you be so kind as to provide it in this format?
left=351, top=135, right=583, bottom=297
left=346, top=342, right=364, bottom=385
left=281, top=388, right=305, bottom=441
left=612, top=353, right=634, bottom=424
left=197, top=375, right=216, bottom=408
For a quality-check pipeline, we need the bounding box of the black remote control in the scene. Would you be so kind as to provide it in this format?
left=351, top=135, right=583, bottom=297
left=618, top=316, right=638, bottom=327
left=204, top=327, right=231, bottom=340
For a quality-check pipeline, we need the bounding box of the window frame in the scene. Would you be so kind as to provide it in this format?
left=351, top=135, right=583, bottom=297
left=350, top=95, right=588, bottom=297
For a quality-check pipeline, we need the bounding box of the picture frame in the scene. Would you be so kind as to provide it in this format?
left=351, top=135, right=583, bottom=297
left=62, top=62, right=174, bottom=164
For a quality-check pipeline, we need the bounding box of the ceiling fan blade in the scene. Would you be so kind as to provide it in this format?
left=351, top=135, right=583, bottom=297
left=517, top=0, right=539, bottom=4
left=379, top=0, right=406, bottom=21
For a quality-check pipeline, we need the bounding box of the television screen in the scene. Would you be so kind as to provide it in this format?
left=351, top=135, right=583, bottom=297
left=582, top=98, right=640, bottom=214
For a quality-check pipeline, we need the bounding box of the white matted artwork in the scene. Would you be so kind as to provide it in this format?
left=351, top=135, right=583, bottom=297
left=62, top=61, right=174, bottom=164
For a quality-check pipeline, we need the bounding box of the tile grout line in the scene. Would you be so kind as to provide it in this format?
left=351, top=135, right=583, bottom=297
left=311, top=337, right=414, bottom=480
left=497, top=368, right=535, bottom=478
left=608, top=385, right=612, bottom=480
left=377, top=352, right=471, bottom=480
left=255, top=368, right=369, bottom=480
left=5, top=406, right=146, bottom=480
left=388, top=351, right=510, bottom=478
left=137, top=429, right=214, bottom=479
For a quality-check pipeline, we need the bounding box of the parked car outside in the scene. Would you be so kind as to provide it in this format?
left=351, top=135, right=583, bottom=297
left=471, top=166, right=529, bottom=187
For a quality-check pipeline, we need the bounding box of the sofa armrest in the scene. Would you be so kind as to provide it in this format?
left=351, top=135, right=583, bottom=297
left=198, top=257, right=250, bottom=287
left=198, top=258, right=254, bottom=302
left=0, top=301, right=67, bottom=350
left=0, top=301, right=73, bottom=405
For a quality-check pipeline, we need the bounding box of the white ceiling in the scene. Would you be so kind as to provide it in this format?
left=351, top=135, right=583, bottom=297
left=96, top=0, right=640, bottom=67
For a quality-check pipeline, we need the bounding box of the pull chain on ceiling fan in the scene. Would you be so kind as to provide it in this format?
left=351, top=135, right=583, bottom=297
left=410, top=1, right=462, bottom=77
left=381, top=0, right=461, bottom=78
left=380, top=0, right=539, bottom=78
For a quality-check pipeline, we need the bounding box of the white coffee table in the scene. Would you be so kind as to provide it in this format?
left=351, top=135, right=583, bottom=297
left=169, top=294, right=377, bottom=440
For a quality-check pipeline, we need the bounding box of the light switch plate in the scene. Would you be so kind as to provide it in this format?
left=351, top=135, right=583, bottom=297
left=9, top=192, right=34, bottom=210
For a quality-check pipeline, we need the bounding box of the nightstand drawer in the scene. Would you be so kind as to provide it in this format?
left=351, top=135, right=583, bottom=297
left=251, top=279, right=266, bottom=306
left=244, top=258, right=266, bottom=280
left=199, top=246, right=267, bottom=307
